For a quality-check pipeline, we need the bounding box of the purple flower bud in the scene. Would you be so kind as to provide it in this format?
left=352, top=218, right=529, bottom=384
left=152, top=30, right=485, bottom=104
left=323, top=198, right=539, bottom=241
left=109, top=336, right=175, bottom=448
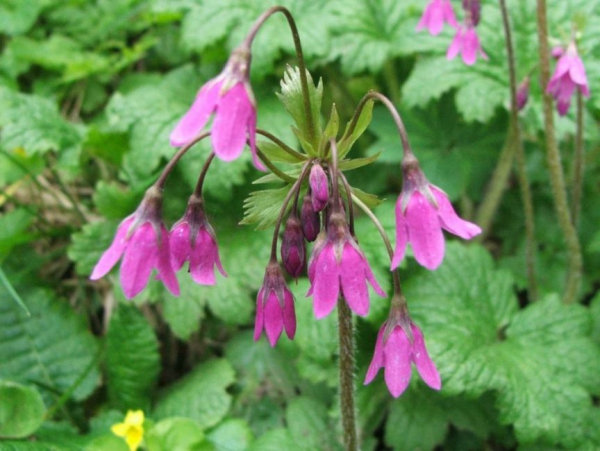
left=281, top=213, right=305, bottom=278
left=516, top=76, right=530, bottom=111
left=300, top=193, right=320, bottom=242
left=462, top=0, right=481, bottom=26
left=551, top=46, right=564, bottom=59
left=309, top=164, right=329, bottom=212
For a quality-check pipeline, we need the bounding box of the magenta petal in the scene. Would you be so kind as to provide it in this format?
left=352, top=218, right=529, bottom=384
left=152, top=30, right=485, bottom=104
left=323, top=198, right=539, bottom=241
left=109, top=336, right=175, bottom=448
left=156, top=226, right=180, bottom=296
left=253, top=288, right=265, bottom=342
left=569, top=56, right=589, bottom=89
left=411, top=324, right=441, bottom=390
left=340, top=244, right=370, bottom=317
left=446, top=28, right=463, bottom=60
left=364, top=326, right=386, bottom=385
left=120, top=223, right=157, bottom=299
left=169, top=222, right=191, bottom=272
left=406, top=192, right=445, bottom=270
left=312, top=245, right=340, bottom=319
left=189, top=230, right=219, bottom=285
left=442, top=0, right=458, bottom=28
left=264, top=290, right=284, bottom=347
left=170, top=79, right=221, bottom=147
left=391, top=197, right=408, bottom=270
left=383, top=328, right=413, bottom=398
left=462, top=29, right=479, bottom=66
left=365, top=261, right=386, bottom=297
left=91, top=216, right=134, bottom=280
left=427, top=2, right=445, bottom=35
left=431, top=187, right=481, bottom=239
left=283, top=289, right=296, bottom=340
left=211, top=83, right=252, bottom=162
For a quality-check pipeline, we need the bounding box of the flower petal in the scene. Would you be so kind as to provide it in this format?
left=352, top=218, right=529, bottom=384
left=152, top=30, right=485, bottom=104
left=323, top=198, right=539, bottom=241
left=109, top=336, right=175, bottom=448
left=91, top=216, right=134, bottom=280
left=446, top=28, right=463, bottom=61
left=406, top=192, right=445, bottom=270
left=431, top=186, right=481, bottom=239
left=364, top=325, right=386, bottom=385
left=264, top=290, right=284, bottom=347
left=411, top=324, right=442, bottom=390
left=283, top=288, right=296, bottom=340
left=211, top=83, right=253, bottom=161
left=340, top=244, right=370, bottom=317
left=120, top=223, right=158, bottom=299
left=462, top=28, right=479, bottom=66
left=169, top=222, right=190, bottom=272
left=383, top=328, right=413, bottom=398
left=312, top=245, right=340, bottom=319
left=156, top=226, right=180, bottom=296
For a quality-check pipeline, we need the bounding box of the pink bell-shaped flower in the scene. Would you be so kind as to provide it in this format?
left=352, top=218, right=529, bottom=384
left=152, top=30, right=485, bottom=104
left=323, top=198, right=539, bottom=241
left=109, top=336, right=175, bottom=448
left=416, top=0, right=458, bottom=36
left=170, top=46, right=265, bottom=171
left=546, top=42, right=590, bottom=116
left=446, top=25, right=488, bottom=66
left=254, top=262, right=296, bottom=347
left=90, top=187, right=180, bottom=299
left=169, top=195, right=227, bottom=285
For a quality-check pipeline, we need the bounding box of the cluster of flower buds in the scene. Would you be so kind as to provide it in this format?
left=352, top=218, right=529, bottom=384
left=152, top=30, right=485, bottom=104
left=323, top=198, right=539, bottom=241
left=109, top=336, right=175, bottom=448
left=91, top=6, right=486, bottom=400
left=416, top=0, right=487, bottom=66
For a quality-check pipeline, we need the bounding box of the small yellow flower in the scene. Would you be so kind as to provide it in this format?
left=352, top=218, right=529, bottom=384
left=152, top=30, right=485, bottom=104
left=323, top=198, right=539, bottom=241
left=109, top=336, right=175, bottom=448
left=111, top=410, right=145, bottom=451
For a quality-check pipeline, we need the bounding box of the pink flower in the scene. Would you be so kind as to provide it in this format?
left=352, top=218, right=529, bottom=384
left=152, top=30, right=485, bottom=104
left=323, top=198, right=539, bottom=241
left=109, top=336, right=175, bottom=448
left=254, top=263, right=296, bottom=347
left=170, top=195, right=226, bottom=285
left=446, top=25, right=488, bottom=66
left=281, top=212, right=305, bottom=279
left=170, top=47, right=265, bottom=171
left=392, top=164, right=481, bottom=270
left=90, top=188, right=179, bottom=299
left=547, top=42, right=590, bottom=116
left=416, top=0, right=458, bottom=36
left=307, top=212, right=385, bottom=319
left=365, top=315, right=441, bottom=398
left=309, top=164, right=329, bottom=212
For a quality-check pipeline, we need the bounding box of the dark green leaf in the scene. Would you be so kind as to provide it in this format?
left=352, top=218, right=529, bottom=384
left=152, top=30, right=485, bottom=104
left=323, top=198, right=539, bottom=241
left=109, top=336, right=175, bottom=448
left=68, top=220, right=120, bottom=276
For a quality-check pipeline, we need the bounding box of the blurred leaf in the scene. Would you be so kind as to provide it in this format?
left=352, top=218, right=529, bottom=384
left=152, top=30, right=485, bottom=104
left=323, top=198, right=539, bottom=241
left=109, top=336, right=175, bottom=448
left=0, top=0, right=52, bottom=35
left=106, top=305, right=160, bottom=412
left=160, top=273, right=208, bottom=340
left=207, top=418, right=253, bottom=451
left=0, top=381, right=45, bottom=438
left=0, top=266, right=30, bottom=315
left=154, top=359, right=235, bottom=429
left=92, top=182, right=140, bottom=220
left=248, top=428, right=296, bottom=451
left=0, top=209, right=35, bottom=260
left=146, top=417, right=208, bottom=451
left=285, top=396, right=342, bottom=451
left=68, top=220, right=120, bottom=276
left=405, top=243, right=600, bottom=448
left=0, top=285, right=100, bottom=402
left=338, top=99, right=373, bottom=158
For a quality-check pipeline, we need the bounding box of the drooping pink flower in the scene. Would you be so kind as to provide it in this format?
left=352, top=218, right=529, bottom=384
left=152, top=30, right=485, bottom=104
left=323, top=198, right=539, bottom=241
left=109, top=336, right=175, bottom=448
left=416, top=0, right=458, bottom=36
left=516, top=76, right=530, bottom=111
left=254, top=263, right=296, bottom=347
left=307, top=211, right=385, bottom=319
left=169, top=47, right=265, bottom=171
left=309, top=164, right=329, bottom=212
left=170, top=195, right=226, bottom=285
left=300, top=193, right=320, bottom=242
left=392, top=163, right=481, bottom=270
left=365, top=311, right=441, bottom=398
left=91, top=188, right=179, bottom=299
left=281, top=212, right=305, bottom=279
left=447, top=25, right=488, bottom=66
left=547, top=42, right=590, bottom=116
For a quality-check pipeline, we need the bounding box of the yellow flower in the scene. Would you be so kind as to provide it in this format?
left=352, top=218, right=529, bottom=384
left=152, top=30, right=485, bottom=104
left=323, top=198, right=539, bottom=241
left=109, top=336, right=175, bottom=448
left=111, top=410, right=145, bottom=451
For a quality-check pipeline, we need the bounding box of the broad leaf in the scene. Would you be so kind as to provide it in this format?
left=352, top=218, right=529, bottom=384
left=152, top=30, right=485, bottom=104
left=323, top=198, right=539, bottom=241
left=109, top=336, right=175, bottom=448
left=0, top=381, right=45, bottom=438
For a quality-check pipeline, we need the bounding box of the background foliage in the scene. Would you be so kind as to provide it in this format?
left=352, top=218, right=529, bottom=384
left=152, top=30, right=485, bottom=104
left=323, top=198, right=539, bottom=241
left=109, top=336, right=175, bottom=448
left=1, top=0, right=599, bottom=450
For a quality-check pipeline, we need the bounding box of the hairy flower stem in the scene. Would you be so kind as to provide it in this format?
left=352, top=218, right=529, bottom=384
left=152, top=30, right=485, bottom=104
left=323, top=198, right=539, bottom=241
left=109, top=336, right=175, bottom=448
left=256, top=128, right=307, bottom=161
left=155, top=132, right=210, bottom=190
left=338, top=299, right=358, bottom=451
left=268, top=162, right=312, bottom=262
left=192, top=152, right=216, bottom=198
left=499, top=0, right=538, bottom=301
left=571, top=91, right=584, bottom=227
left=536, top=0, right=582, bottom=304
left=244, top=6, right=315, bottom=146
left=338, top=171, right=356, bottom=236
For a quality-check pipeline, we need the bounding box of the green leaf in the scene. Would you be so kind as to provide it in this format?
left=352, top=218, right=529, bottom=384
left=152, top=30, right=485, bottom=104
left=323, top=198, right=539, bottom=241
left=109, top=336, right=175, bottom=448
left=154, top=359, right=235, bottom=429
left=242, top=185, right=293, bottom=230
left=0, top=0, right=50, bottom=35
left=160, top=273, right=208, bottom=340
left=249, top=429, right=296, bottom=451
left=68, top=220, right=120, bottom=276
left=321, top=104, right=340, bottom=151
left=0, top=381, right=45, bottom=438
left=338, top=152, right=381, bottom=172
left=106, top=305, right=160, bottom=412
left=257, top=140, right=302, bottom=164
left=405, top=244, right=600, bottom=448
left=0, top=285, right=100, bottom=403
left=207, top=419, right=253, bottom=451
left=277, top=66, right=323, bottom=150
left=285, top=397, right=342, bottom=451
left=146, top=417, right=208, bottom=451
left=0, top=208, right=35, bottom=260
left=92, top=182, right=141, bottom=220
left=350, top=187, right=383, bottom=209
left=338, top=99, right=373, bottom=159
left=0, top=267, right=30, bottom=315
left=0, top=87, right=84, bottom=157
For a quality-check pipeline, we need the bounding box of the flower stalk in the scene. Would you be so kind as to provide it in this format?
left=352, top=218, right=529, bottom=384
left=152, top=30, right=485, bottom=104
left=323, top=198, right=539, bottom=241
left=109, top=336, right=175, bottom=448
left=571, top=91, right=584, bottom=227
left=536, top=0, right=582, bottom=304
left=337, top=298, right=358, bottom=451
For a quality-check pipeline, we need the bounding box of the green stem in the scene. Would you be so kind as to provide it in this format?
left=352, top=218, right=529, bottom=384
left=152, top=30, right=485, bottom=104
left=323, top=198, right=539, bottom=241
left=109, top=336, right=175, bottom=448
left=256, top=147, right=297, bottom=183
left=0, top=266, right=30, bottom=316
left=256, top=128, right=307, bottom=161
left=383, top=60, right=401, bottom=104
left=571, top=91, right=584, bottom=227
left=243, top=6, right=316, bottom=146
left=536, top=0, right=582, bottom=304
left=337, top=299, right=358, bottom=451
left=193, top=152, right=216, bottom=197
left=499, top=0, right=538, bottom=301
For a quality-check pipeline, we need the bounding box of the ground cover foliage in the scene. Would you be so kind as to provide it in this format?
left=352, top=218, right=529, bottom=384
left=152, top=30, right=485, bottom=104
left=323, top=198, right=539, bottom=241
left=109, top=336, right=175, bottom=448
left=0, top=0, right=599, bottom=450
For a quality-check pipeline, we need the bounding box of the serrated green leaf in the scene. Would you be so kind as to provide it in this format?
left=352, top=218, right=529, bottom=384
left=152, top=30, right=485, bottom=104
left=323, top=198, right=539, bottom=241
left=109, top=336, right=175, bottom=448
left=285, top=397, right=342, bottom=451
left=154, top=359, right=235, bottom=429
left=0, top=381, right=45, bottom=438
left=350, top=186, right=383, bottom=209
left=0, top=87, right=84, bottom=157
left=321, top=104, right=340, bottom=152
left=207, top=419, right=253, bottom=451
left=241, top=185, right=293, bottom=230
left=338, top=152, right=381, bottom=172
left=106, top=305, right=159, bottom=412
left=68, top=220, right=120, bottom=276
left=338, top=99, right=373, bottom=158
left=0, top=285, right=100, bottom=403
left=160, top=273, right=208, bottom=340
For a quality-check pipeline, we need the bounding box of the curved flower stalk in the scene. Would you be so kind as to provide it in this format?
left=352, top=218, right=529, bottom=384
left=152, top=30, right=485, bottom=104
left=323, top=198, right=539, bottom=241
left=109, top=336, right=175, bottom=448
left=91, top=187, right=179, bottom=299
left=416, top=0, right=458, bottom=35
left=547, top=41, right=590, bottom=116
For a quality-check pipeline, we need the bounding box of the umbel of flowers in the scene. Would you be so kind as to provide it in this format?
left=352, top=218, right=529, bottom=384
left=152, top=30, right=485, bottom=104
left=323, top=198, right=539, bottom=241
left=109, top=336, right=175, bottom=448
left=90, top=5, right=482, bottom=450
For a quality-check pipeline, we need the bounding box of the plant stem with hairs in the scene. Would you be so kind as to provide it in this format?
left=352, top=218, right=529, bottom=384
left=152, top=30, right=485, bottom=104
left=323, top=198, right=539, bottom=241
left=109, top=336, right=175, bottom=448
left=535, top=0, right=582, bottom=304
left=571, top=91, right=584, bottom=227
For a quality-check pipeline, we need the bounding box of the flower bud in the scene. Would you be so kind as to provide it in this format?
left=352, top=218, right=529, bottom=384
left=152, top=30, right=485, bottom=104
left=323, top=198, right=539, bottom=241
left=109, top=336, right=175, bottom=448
left=281, top=213, right=305, bottom=278
left=462, top=0, right=480, bottom=26
left=551, top=46, right=564, bottom=59
left=516, top=76, right=530, bottom=111
left=300, top=193, right=320, bottom=242
left=309, top=164, right=329, bottom=212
